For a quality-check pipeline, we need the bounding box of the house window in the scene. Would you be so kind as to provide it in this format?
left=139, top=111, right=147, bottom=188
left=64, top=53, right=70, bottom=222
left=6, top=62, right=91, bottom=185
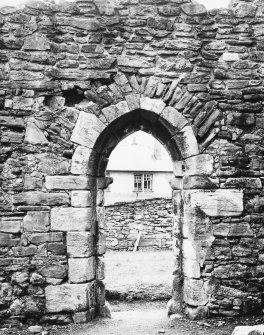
left=134, top=174, right=142, bottom=191
left=134, top=173, right=153, bottom=192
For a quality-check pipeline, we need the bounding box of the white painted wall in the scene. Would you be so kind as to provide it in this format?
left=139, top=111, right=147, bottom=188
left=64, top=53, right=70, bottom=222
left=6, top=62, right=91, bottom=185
left=105, top=171, right=173, bottom=205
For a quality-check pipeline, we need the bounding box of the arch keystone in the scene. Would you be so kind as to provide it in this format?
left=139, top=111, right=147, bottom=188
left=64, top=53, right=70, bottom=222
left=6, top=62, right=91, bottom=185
left=140, top=97, right=166, bottom=115
left=102, top=101, right=130, bottom=124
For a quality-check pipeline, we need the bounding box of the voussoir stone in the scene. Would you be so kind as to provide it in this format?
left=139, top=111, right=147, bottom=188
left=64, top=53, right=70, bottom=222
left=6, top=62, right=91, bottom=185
left=173, top=126, right=199, bottom=159
left=70, top=112, right=106, bottom=148
left=51, top=207, right=93, bottom=231
left=68, top=257, right=95, bottom=283
left=160, top=106, right=189, bottom=131
left=45, top=176, right=92, bottom=190
left=67, top=232, right=94, bottom=257
left=102, top=101, right=130, bottom=124
left=140, top=97, right=166, bottom=115
left=45, top=283, right=92, bottom=313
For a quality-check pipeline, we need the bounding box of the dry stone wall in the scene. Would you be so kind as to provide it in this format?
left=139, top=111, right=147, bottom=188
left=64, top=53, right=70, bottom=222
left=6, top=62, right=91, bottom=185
left=0, top=0, right=263, bottom=325
left=105, top=198, right=173, bottom=250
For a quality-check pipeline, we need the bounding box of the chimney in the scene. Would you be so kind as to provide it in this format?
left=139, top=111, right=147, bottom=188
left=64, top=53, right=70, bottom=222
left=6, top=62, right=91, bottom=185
left=132, top=135, right=137, bottom=145
left=154, top=140, right=162, bottom=160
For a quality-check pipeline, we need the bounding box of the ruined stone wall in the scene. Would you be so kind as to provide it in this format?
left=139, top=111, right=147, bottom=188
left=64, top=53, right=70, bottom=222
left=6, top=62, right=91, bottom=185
left=105, top=198, right=173, bottom=250
left=0, top=0, right=263, bottom=325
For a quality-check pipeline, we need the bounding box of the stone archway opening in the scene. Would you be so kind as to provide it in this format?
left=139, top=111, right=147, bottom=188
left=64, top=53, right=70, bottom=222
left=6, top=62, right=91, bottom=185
left=85, top=102, right=200, bottom=318
left=102, top=130, right=175, bottom=305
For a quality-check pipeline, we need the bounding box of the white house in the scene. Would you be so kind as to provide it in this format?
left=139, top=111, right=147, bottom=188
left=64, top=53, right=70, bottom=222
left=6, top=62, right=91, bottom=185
left=105, top=131, right=174, bottom=205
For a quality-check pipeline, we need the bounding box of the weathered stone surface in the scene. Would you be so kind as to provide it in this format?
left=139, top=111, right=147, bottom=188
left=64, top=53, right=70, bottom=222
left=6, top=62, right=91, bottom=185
left=180, top=3, right=207, bottom=16
left=224, top=178, right=262, bottom=189
left=102, top=101, right=130, bottom=124
left=71, top=112, right=106, bottom=148
left=0, top=219, right=21, bottom=233
left=160, top=106, right=189, bottom=131
left=71, top=191, right=93, bottom=207
left=184, top=190, right=244, bottom=217
left=71, top=146, right=92, bottom=175
left=183, top=278, right=208, bottom=306
left=125, top=94, right=140, bottom=112
left=172, top=126, right=199, bottom=159
left=45, top=176, right=91, bottom=190
left=13, top=192, right=69, bottom=206
left=140, top=97, right=166, bottom=115
left=184, top=154, right=214, bottom=176
left=185, top=306, right=208, bottom=320
left=23, top=34, right=50, bottom=51
left=24, top=123, right=48, bottom=145
left=51, top=208, right=93, bottom=231
left=232, top=326, right=264, bottom=335
left=37, top=153, right=70, bottom=175
left=69, top=257, right=95, bottom=283
left=117, top=56, right=152, bottom=68
left=67, top=232, right=94, bottom=257
left=45, top=284, right=91, bottom=313
left=13, top=97, right=34, bottom=110
left=55, top=17, right=102, bottom=31
left=233, top=3, right=257, bottom=18
left=23, top=212, right=49, bottom=232
left=183, top=176, right=218, bottom=190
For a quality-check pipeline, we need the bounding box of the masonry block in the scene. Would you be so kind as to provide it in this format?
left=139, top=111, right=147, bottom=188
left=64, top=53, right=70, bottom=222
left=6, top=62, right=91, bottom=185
left=23, top=212, right=50, bottom=232
left=184, top=189, right=244, bottom=217
left=70, top=112, right=106, bottom=148
left=69, top=257, right=95, bottom=283
left=45, top=176, right=92, bottom=190
left=184, top=154, right=214, bottom=176
left=140, top=97, right=166, bottom=115
left=71, top=191, right=93, bottom=207
left=51, top=208, right=93, bottom=231
left=45, top=283, right=92, bottom=313
left=67, top=232, right=94, bottom=257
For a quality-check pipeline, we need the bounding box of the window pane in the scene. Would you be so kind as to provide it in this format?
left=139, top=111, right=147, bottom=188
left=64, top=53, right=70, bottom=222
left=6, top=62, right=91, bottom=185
left=143, top=174, right=152, bottom=191
left=134, top=174, right=142, bottom=191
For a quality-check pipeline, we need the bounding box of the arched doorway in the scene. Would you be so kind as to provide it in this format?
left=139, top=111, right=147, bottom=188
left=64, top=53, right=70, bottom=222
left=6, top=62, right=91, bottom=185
left=70, top=97, right=205, bottom=318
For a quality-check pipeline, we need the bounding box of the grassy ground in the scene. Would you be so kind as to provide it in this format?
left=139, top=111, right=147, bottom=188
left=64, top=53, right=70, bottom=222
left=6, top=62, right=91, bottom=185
left=104, top=250, right=173, bottom=301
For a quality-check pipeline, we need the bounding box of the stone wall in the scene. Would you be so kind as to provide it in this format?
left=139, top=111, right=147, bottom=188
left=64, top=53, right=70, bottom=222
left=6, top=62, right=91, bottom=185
left=0, top=0, right=263, bottom=325
left=105, top=198, right=173, bottom=250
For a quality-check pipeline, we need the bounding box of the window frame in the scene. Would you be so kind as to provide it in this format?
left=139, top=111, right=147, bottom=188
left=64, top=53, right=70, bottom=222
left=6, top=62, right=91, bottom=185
left=133, top=173, right=153, bottom=192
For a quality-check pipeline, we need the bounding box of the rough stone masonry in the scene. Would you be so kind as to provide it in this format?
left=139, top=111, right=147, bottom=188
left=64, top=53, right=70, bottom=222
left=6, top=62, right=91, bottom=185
left=0, top=0, right=264, bottom=325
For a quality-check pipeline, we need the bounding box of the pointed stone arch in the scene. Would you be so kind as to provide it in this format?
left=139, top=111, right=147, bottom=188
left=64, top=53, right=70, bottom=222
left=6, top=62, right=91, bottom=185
left=44, top=82, right=243, bottom=322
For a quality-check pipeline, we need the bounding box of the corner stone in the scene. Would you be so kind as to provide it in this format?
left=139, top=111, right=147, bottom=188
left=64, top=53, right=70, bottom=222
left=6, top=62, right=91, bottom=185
left=45, top=283, right=91, bottom=313
left=68, top=257, right=95, bottom=283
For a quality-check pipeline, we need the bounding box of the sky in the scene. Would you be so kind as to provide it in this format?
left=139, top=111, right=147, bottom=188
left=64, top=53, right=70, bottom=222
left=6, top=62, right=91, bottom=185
left=0, top=0, right=231, bottom=9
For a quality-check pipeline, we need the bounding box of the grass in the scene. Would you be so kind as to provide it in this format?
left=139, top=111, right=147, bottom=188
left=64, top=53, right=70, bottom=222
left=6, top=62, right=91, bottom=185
left=104, top=250, right=173, bottom=301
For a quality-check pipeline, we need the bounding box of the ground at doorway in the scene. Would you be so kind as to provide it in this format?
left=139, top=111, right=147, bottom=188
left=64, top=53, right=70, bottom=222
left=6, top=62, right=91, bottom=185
left=2, top=301, right=264, bottom=335
left=105, top=250, right=172, bottom=301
